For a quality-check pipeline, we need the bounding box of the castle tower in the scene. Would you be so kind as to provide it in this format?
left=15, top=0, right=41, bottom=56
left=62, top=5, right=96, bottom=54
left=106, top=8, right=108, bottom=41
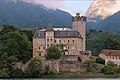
left=72, top=13, right=86, bottom=51
left=45, top=22, right=55, bottom=48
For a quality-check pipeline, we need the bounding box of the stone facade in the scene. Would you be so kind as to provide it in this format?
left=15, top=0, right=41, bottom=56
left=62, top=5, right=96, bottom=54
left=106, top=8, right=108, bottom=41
left=33, top=13, right=86, bottom=58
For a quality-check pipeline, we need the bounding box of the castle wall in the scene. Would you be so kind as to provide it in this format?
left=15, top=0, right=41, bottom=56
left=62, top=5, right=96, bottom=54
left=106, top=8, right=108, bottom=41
left=33, top=37, right=45, bottom=57
left=72, top=13, right=86, bottom=51
left=42, top=60, right=86, bottom=73
left=45, top=31, right=55, bottom=48
left=54, top=37, right=82, bottom=55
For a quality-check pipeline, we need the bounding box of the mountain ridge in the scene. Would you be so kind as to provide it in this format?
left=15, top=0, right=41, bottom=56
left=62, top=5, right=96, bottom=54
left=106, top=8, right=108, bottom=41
left=0, top=0, right=72, bottom=28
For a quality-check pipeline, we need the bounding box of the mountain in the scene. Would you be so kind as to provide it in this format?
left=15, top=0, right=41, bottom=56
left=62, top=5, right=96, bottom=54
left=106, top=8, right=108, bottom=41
left=0, top=0, right=72, bottom=28
left=86, top=0, right=120, bottom=19
left=86, top=0, right=120, bottom=30
left=94, top=11, right=120, bottom=33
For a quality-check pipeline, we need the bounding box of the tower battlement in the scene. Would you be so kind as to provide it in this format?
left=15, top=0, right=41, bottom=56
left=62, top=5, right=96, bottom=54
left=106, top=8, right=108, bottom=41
left=72, top=13, right=86, bottom=22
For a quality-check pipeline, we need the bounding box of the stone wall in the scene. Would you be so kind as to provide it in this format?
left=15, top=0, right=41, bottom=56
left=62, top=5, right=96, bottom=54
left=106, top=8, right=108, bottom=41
left=59, top=61, right=86, bottom=73
left=42, top=60, right=60, bottom=73
left=42, top=60, right=86, bottom=74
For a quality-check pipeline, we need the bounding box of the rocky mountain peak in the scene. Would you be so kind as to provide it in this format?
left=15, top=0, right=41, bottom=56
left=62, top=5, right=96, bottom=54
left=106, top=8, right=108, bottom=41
left=86, top=0, right=120, bottom=19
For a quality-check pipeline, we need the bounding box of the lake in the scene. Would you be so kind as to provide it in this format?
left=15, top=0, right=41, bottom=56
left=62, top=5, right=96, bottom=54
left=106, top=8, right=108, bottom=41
left=1, top=79, right=120, bottom=80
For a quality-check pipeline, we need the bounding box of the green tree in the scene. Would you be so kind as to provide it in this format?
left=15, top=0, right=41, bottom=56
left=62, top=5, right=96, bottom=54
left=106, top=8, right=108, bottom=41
left=104, top=38, right=120, bottom=50
left=46, top=44, right=61, bottom=60
left=1, top=32, right=32, bottom=63
left=25, top=58, right=43, bottom=77
left=96, top=57, right=105, bottom=64
left=19, top=29, right=34, bottom=42
left=0, top=52, right=17, bottom=70
left=1, top=25, right=17, bottom=34
left=0, top=69, right=9, bottom=78
left=101, top=61, right=118, bottom=74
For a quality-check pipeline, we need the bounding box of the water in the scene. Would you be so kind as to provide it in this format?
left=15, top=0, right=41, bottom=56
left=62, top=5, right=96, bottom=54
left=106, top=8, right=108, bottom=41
left=0, top=79, right=120, bottom=80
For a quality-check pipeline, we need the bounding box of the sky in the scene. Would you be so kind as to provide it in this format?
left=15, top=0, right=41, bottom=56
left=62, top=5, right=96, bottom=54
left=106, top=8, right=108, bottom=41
left=23, top=0, right=93, bottom=15
left=60, top=0, right=93, bottom=15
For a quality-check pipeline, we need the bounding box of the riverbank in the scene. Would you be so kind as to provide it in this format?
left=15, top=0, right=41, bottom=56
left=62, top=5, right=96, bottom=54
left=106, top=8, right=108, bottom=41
left=42, top=74, right=120, bottom=78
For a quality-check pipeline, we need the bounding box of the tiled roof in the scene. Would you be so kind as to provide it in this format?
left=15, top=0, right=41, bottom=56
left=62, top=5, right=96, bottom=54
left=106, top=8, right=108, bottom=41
left=54, top=30, right=81, bottom=38
left=34, top=28, right=82, bottom=38
left=100, top=49, right=120, bottom=56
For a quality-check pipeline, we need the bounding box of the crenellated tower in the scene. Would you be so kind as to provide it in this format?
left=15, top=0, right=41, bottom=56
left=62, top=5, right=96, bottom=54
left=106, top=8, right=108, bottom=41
left=72, top=13, right=86, bottom=51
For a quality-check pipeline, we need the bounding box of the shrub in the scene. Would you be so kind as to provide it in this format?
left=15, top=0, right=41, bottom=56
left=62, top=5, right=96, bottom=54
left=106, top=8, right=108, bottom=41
left=0, top=69, right=9, bottom=78
left=25, top=58, right=43, bottom=77
left=9, top=68, right=25, bottom=78
left=96, top=57, right=105, bottom=64
left=101, top=61, right=118, bottom=75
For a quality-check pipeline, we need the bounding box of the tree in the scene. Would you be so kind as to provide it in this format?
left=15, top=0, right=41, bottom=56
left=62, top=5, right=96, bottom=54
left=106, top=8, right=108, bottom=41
left=96, top=57, right=105, bottom=64
left=0, top=25, right=33, bottom=77
left=56, top=44, right=66, bottom=54
left=104, top=38, right=120, bottom=50
left=101, top=61, right=118, bottom=74
left=0, top=52, right=18, bottom=77
left=1, top=32, right=32, bottom=63
left=1, top=25, right=17, bottom=34
left=25, top=58, right=43, bottom=77
left=0, top=69, right=9, bottom=78
left=46, top=44, right=61, bottom=60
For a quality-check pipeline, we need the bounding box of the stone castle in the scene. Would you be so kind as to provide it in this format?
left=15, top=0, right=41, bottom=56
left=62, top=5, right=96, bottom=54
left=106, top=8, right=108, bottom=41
left=33, top=13, right=88, bottom=59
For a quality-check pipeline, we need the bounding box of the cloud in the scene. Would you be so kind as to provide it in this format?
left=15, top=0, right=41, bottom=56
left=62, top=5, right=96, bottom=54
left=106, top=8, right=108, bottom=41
left=22, top=0, right=64, bottom=9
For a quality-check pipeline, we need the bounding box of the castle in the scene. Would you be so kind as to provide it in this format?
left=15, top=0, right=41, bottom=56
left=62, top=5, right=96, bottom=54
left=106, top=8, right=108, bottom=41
left=33, top=13, right=87, bottom=58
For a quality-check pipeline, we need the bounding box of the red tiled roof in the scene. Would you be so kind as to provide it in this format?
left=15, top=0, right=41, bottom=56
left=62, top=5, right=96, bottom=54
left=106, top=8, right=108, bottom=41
left=101, top=49, right=120, bottom=56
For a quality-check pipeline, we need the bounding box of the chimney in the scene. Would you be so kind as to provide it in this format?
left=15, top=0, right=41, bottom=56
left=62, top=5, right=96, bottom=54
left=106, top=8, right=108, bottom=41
left=76, top=13, right=80, bottom=17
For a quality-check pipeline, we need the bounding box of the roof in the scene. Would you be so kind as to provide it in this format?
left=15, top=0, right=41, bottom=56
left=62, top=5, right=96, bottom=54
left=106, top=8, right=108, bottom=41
left=100, top=49, right=120, bottom=57
left=54, top=30, right=81, bottom=38
left=38, top=28, right=72, bottom=31
left=34, top=28, right=82, bottom=38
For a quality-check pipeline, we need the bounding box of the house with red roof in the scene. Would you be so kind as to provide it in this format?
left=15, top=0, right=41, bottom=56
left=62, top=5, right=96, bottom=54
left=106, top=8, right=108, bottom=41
left=99, top=49, right=120, bottom=67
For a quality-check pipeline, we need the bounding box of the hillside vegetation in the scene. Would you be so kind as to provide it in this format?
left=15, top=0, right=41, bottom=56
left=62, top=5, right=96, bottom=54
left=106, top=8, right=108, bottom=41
left=86, top=29, right=120, bottom=55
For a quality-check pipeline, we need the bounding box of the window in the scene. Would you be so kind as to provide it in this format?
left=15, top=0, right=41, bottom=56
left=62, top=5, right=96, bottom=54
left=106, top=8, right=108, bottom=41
left=73, top=40, right=74, bottom=43
left=55, top=40, right=56, bottom=43
left=59, top=40, right=61, bottom=43
left=64, top=40, right=65, bottom=43
left=43, top=47, right=45, bottom=49
left=63, top=52, right=65, bottom=55
left=39, top=54, right=41, bottom=56
left=39, top=47, right=40, bottom=50
left=68, top=47, right=69, bottom=49
left=73, top=52, right=74, bottom=54
left=51, top=39, right=52, bottom=41
left=68, top=40, right=69, bottom=43
left=47, top=39, right=49, bottom=42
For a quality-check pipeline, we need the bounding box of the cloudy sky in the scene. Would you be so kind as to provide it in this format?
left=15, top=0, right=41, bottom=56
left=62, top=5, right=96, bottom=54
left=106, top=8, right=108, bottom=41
left=23, top=0, right=93, bottom=15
